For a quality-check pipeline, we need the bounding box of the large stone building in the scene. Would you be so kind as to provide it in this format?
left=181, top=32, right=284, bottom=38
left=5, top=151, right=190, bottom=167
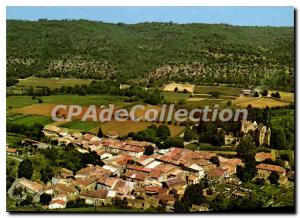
left=241, top=121, right=271, bottom=146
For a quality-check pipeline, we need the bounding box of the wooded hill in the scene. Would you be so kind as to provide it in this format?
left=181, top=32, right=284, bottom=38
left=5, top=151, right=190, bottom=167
left=7, top=20, right=294, bottom=91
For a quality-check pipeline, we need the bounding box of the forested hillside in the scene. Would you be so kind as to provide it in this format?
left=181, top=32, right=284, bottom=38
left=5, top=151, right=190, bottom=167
left=7, top=19, right=294, bottom=91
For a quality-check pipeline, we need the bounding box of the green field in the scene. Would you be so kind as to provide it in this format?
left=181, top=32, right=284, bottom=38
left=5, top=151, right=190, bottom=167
left=162, top=92, right=191, bottom=103
left=7, top=114, right=53, bottom=126
left=7, top=95, right=134, bottom=109
left=194, top=85, right=242, bottom=96
left=16, top=76, right=93, bottom=89
left=60, top=120, right=101, bottom=131
left=186, top=98, right=228, bottom=108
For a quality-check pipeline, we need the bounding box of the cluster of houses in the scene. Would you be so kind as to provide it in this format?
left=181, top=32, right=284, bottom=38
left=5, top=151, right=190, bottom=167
left=7, top=123, right=290, bottom=211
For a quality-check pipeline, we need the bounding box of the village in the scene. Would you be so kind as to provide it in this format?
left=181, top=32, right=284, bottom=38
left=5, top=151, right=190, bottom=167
left=6, top=118, right=294, bottom=212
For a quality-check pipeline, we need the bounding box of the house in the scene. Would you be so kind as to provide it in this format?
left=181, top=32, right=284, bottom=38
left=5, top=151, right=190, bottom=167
left=164, top=177, right=186, bottom=193
left=255, top=152, right=273, bottom=162
left=75, top=165, right=111, bottom=179
left=256, top=163, right=286, bottom=178
left=44, top=183, right=78, bottom=201
left=8, top=178, right=44, bottom=202
left=96, top=177, right=119, bottom=191
left=183, top=163, right=205, bottom=178
left=49, top=199, right=66, bottom=209
left=6, top=147, right=18, bottom=155
left=207, top=168, right=228, bottom=183
left=14, top=178, right=43, bottom=195
left=72, top=176, right=99, bottom=191
left=219, top=158, right=243, bottom=175
left=79, top=189, right=109, bottom=205
left=102, top=165, right=121, bottom=176
left=240, top=89, right=251, bottom=96
left=43, top=125, right=61, bottom=135
left=106, top=131, right=119, bottom=139
left=112, top=179, right=134, bottom=197
left=157, top=193, right=176, bottom=205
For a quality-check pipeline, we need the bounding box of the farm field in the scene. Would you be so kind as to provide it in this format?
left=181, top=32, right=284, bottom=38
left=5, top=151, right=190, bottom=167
left=60, top=120, right=101, bottom=132
left=89, top=120, right=185, bottom=137
left=163, top=82, right=195, bottom=93
left=269, top=90, right=294, bottom=103
left=162, top=92, right=191, bottom=103
left=7, top=95, right=134, bottom=109
left=16, top=76, right=93, bottom=89
left=234, top=97, right=291, bottom=108
left=186, top=98, right=229, bottom=108
left=194, top=85, right=242, bottom=96
left=7, top=114, right=53, bottom=126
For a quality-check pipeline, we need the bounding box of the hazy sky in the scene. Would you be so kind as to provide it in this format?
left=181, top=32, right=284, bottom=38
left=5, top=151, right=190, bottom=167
left=6, top=6, right=294, bottom=26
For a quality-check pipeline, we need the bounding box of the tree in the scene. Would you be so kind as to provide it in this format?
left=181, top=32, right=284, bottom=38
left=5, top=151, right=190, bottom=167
left=144, top=146, right=154, bottom=155
left=236, top=165, right=256, bottom=182
left=13, top=187, right=23, bottom=198
left=163, top=137, right=184, bottom=149
left=40, top=193, right=52, bottom=205
left=97, top=127, right=104, bottom=138
left=40, top=166, right=55, bottom=184
left=183, top=128, right=198, bottom=141
left=210, top=91, right=220, bottom=98
left=157, top=125, right=171, bottom=140
left=253, top=91, right=259, bottom=97
left=261, top=89, right=268, bottom=96
left=210, top=156, right=220, bottom=167
left=37, top=98, right=43, bottom=103
left=268, top=171, right=280, bottom=185
left=210, top=194, right=230, bottom=211
left=174, top=199, right=190, bottom=212
left=18, top=159, right=33, bottom=179
left=237, top=135, right=256, bottom=159
left=174, top=87, right=178, bottom=92
left=271, top=128, right=287, bottom=149
left=271, top=91, right=281, bottom=98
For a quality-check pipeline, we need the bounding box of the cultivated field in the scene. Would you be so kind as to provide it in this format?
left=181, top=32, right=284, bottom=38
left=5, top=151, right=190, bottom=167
left=16, top=76, right=93, bottom=89
left=89, top=120, right=185, bottom=137
left=7, top=95, right=133, bottom=109
left=7, top=114, right=53, bottom=126
left=163, top=82, right=195, bottom=93
left=234, top=97, right=291, bottom=108
left=194, top=85, right=242, bottom=96
left=60, top=120, right=101, bottom=132
left=162, top=92, right=191, bottom=103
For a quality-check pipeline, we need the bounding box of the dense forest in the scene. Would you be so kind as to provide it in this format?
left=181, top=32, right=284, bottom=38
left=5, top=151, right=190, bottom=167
left=7, top=19, right=294, bottom=90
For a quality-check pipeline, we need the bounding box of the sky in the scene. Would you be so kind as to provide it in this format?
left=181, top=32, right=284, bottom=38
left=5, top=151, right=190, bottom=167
left=6, top=6, right=294, bottom=27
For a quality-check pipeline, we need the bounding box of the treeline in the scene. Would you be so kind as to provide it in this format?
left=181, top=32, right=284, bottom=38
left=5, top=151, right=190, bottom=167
left=7, top=20, right=294, bottom=90
left=6, top=123, right=44, bottom=140
left=8, top=80, right=164, bottom=105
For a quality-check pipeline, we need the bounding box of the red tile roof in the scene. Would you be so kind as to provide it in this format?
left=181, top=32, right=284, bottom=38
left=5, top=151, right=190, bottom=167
left=50, top=199, right=66, bottom=206
left=207, top=167, right=227, bottom=178
left=80, top=189, right=108, bottom=199
left=255, top=152, right=273, bottom=162
left=256, top=163, right=286, bottom=173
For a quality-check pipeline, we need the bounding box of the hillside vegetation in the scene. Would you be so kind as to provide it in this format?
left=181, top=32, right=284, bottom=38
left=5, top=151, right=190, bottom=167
left=7, top=20, right=294, bottom=91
